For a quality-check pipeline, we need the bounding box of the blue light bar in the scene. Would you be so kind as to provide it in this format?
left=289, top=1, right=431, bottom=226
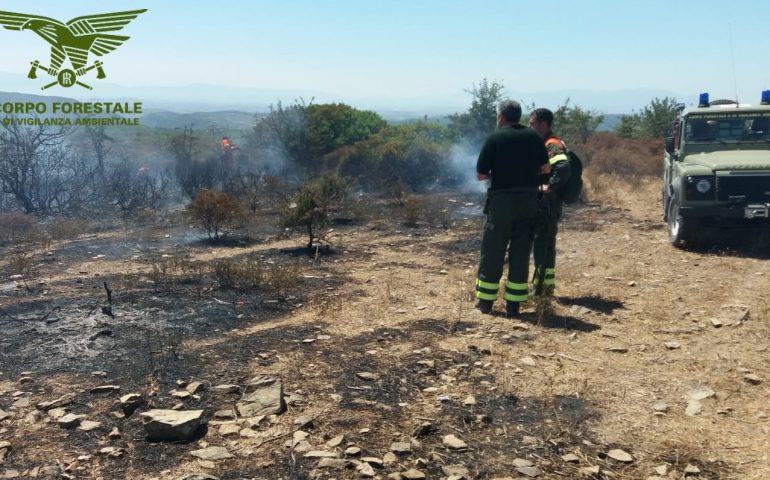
left=698, top=92, right=710, bottom=107
left=762, top=90, right=770, bottom=105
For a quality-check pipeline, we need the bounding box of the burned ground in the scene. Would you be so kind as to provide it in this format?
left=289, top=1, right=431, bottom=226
left=1, top=179, right=769, bottom=479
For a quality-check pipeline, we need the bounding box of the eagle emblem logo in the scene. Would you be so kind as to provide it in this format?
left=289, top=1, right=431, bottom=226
left=0, top=9, right=147, bottom=90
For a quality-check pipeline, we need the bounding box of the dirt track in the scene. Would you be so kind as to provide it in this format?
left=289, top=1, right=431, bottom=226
left=0, top=179, right=768, bottom=480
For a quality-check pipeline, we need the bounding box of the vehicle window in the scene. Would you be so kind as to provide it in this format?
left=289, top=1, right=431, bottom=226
left=686, top=115, right=770, bottom=142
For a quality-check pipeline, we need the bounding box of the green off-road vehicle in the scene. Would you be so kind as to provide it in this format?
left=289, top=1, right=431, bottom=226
left=663, top=91, right=770, bottom=247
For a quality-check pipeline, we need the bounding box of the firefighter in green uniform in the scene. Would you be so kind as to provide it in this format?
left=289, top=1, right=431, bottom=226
left=529, top=108, right=571, bottom=295
left=475, top=100, right=549, bottom=317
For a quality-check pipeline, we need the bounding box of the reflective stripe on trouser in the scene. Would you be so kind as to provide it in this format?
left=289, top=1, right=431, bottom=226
left=504, top=280, right=528, bottom=302
left=476, top=190, right=538, bottom=304
left=532, top=267, right=555, bottom=287
left=475, top=278, right=498, bottom=301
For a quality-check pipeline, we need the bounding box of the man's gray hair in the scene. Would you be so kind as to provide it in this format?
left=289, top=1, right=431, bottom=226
left=497, top=100, right=522, bottom=123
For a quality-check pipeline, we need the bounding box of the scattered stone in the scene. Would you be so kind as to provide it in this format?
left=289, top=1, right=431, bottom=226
left=119, top=393, right=144, bottom=415
left=171, top=390, right=192, bottom=400
left=357, top=462, right=376, bottom=477
left=442, top=465, right=469, bottom=477
left=709, top=318, right=723, bottom=328
left=390, top=442, right=412, bottom=454
left=356, top=372, right=378, bottom=381
left=413, top=421, right=437, bottom=438
left=607, top=449, right=633, bottom=463
left=383, top=452, right=397, bottom=465
left=190, top=446, right=233, bottom=461
left=579, top=466, right=600, bottom=476
left=522, top=435, right=539, bottom=446
left=664, top=341, right=681, bottom=350
left=237, top=376, right=285, bottom=417
left=744, top=374, right=762, bottom=385
left=11, top=397, right=30, bottom=409
left=219, top=424, right=240, bottom=436
left=36, top=393, right=76, bottom=411
left=520, top=356, right=537, bottom=367
left=18, top=377, right=32, bottom=384
left=463, top=395, right=476, bottom=406
left=47, top=407, right=67, bottom=420
left=607, top=346, right=628, bottom=353
left=179, top=474, right=220, bottom=480
left=211, top=384, right=240, bottom=394
left=0, top=409, right=8, bottom=421
left=0, top=470, right=19, bottom=478
left=517, top=466, right=542, bottom=477
left=213, top=409, right=235, bottom=419
left=562, top=453, right=580, bottom=462
left=684, top=464, right=701, bottom=475
left=686, top=400, right=704, bottom=416
left=401, top=469, right=426, bottom=479
left=513, top=458, right=533, bottom=468
left=304, top=450, right=338, bottom=458
left=443, top=434, right=468, bottom=450
left=652, top=401, right=670, bottom=413
left=40, top=466, right=60, bottom=477
left=140, top=409, right=204, bottom=441
left=687, top=387, right=716, bottom=401
left=108, top=427, right=121, bottom=439
left=326, top=434, right=345, bottom=448
left=655, top=465, right=668, bottom=475
left=58, top=413, right=86, bottom=429
left=345, top=446, right=362, bottom=456
left=317, top=458, right=348, bottom=469
left=78, top=420, right=102, bottom=431
left=362, top=457, right=383, bottom=467
left=186, top=382, right=206, bottom=394
left=99, top=447, right=125, bottom=458
left=294, top=415, right=314, bottom=429
left=90, top=385, right=120, bottom=394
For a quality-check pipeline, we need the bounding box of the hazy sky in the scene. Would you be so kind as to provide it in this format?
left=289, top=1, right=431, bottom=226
left=1, top=0, right=769, bottom=112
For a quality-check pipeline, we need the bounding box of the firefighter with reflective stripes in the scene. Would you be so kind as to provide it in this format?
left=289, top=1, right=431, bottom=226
left=529, top=108, right=571, bottom=295
left=475, top=100, right=549, bottom=317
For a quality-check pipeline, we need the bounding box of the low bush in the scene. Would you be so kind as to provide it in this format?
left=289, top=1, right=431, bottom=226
left=187, top=190, right=245, bottom=241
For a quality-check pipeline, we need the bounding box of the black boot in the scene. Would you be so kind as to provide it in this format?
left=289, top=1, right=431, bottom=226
left=475, top=299, right=493, bottom=314
left=506, top=301, right=520, bottom=318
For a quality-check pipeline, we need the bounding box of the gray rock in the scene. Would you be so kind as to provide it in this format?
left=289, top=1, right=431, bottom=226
left=304, top=450, right=338, bottom=458
left=684, top=464, right=701, bottom=475
left=562, top=453, right=580, bottom=463
left=179, top=475, right=221, bottom=480
left=443, top=434, right=468, bottom=450
left=517, top=466, right=542, bottom=477
left=687, top=387, right=716, bottom=401
left=90, top=385, right=120, bottom=394
left=108, top=427, right=121, bottom=439
left=357, top=462, right=376, bottom=477
left=442, top=465, right=469, bottom=476
left=219, top=424, right=241, bottom=436
left=140, top=409, right=203, bottom=441
left=119, top=393, right=144, bottom=415
left=361, top=457, right=383, bottom=467
left=0, top=409, right=8, bottom=421
left=36, top=393, right=75, bottom=411
left=77, top=420, right=102, bottom=431
left=344, top=446, right=361, bottom=456
left=186, top=381, right=206, bottom=394
left=686, top=400, right=703, bottom=416
left=317, top=458, right=348, bottom=469
left=356, top=372, right=378, bottom=381
left=237, top=376, right=284, bottom=417
left=211, top=384, right=240, bottom=394
left=326, top=434, right=345, bottom=448
left=607, top=449, right=633, bottom=463
left=57, top=413, right=86, bottom=429
left=744, top=374, right=762, bottom=385
left=190, top=446, right=233, bottom=460
left=652, top=401, right=670, bottom=413
left=390, top=441, right=412, bottom=454
left=664, top=341, right=681, bottom=350
left=513, top=458, right=533, bottom=468
left=99, top=447, right=125, bottom=458
left=401, top=469, right=426, bottom=479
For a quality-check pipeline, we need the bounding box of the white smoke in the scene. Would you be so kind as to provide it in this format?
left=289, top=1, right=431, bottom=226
left=449, top=141, right=487, bottom=193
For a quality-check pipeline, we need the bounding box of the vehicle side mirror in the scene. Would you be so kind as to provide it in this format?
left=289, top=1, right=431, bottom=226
left=665, top=137, right=675, bottom=154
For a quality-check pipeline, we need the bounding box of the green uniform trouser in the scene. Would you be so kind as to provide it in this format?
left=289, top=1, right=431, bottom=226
left=532, top=194, right=562, bottom=290
left=475, top=189, right=538, bottom=304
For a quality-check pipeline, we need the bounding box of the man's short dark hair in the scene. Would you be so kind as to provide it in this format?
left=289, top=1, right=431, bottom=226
left=531, top=108, right=554, bottom=127
left=497, top=100, right=522, bottom=123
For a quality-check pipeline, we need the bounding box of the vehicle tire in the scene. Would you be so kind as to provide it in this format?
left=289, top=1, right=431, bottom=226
left=662, top=188, right=670, bottom=222
left=667, top=199, right=697, bottom=248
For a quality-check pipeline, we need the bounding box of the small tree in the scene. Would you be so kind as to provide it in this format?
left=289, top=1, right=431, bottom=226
left=281, top=173, right=348, bottom=251
left=638, top=97, right=679, bottom=138
left=615, top=115, right=641, bottom=138
left=553, top=99, right=604, bottom=143
left=449, top=78, right=506, bottom=148
left=187, top=190, right=244, bottom=241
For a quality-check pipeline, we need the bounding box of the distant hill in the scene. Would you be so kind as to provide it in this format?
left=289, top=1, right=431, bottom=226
left=140, top=110, right=261, bottom=130
left=0, top=91, right=77, bottom=107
